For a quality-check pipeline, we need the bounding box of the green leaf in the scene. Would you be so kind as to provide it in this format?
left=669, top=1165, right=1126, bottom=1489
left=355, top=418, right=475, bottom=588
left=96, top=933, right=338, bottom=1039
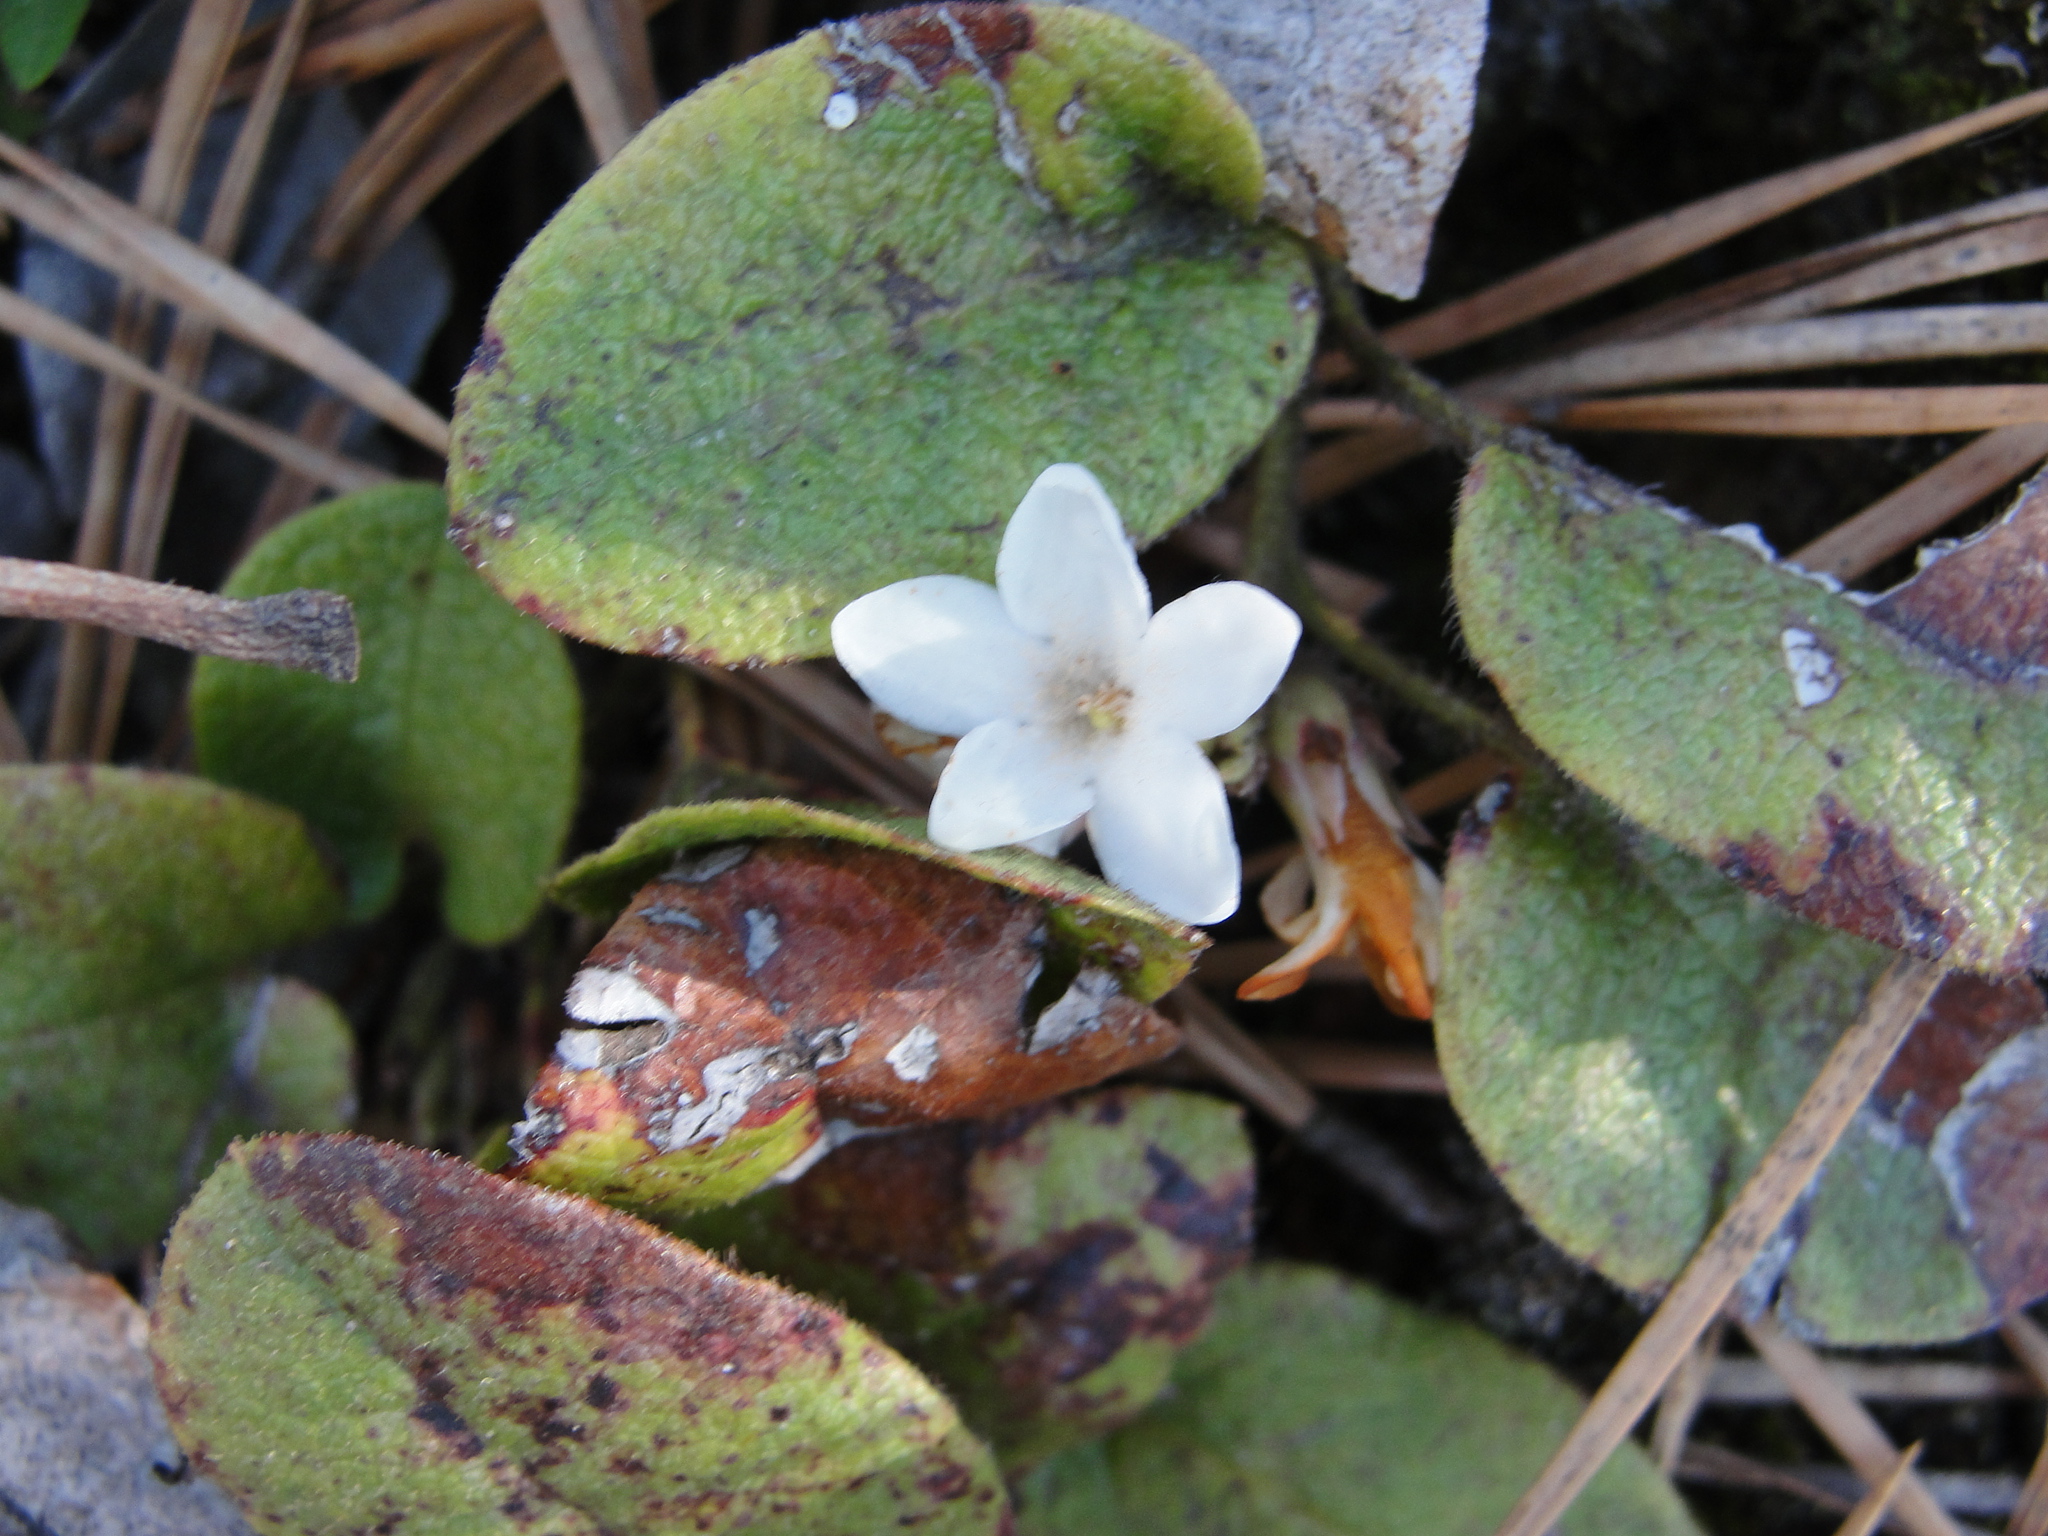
left=447, top=3, right=1315, bottom=665
left=0, top=0, right=87, bottom=89
left=675, top=1086, right=1254, bottom=1470
left=193, top=482, right=580, bottom=945
left=0, top=767, right=346, bottom=1256
left=1012, top=1263, right=1701, bottom=1536
left=551, top=797, right=1203, bottom=1003
left=211, top=976, right=357, bottom=1145
left=1453, top=443, right=2048, bottom=973
left=1437, top=775, right=2048, bottom=1345
left=151, top=1134, right=1011, bottom=1536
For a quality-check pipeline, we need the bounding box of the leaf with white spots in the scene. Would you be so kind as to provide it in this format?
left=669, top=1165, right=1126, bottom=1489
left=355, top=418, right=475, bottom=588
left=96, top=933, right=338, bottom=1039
left=513, top=835, right=1185, bottom=1219
left=1438, top=776, right=2048, bottom=1345
left=1070, top=0, right=1487, bottom=299
left=149, top=1134, right=1012, bottom=1536
left=1454, top=445, right=2048, bottom=972
left=674, top=1087, right=1255, bottom=1471
left=448, top=3, right=1316, bottom=665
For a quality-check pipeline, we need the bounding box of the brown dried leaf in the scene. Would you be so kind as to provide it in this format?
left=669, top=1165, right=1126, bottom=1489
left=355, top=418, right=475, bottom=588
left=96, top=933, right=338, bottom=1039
left=512, top=839, right=1181, bottom=1219
left=1865, top=469, right=2048, bottom=683
left=1079, top=0, right=1487, bottom=298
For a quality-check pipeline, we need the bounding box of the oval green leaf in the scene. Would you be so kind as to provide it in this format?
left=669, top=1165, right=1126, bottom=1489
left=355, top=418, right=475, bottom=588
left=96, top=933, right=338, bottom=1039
left=0, top=767, right=345, bottom=1255
left=1439, top=776, right=2048, bottom=1345
left=0, top=0, right=88, bottom=89
left=676, top=1086, right=1254, bottom=1470
left=151, top=1134, right=1010, bottom=1536
left=550, top=797, right=1204, bottom=1001
left=193, top=482, right=581, bottom=945
left=1012, top=1263, right=1701, bottom=1536
left=448, top=3, right=1316, bottom=664
left=1453, top=444, right=2048, bottom=973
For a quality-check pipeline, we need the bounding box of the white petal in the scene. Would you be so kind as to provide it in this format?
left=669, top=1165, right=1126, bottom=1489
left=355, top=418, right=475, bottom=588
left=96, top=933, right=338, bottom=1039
left=928, top=718, right=1095, bottom=850
left=996, top=464, right=1150, bottom=656
left=832, top=576, right=1039, bottom=736
left=1087, top=731, right=1239, bottom=924
left=1133, top=582, right=1301, bottom=740
left=1017, top=816, right=1084, bottom=857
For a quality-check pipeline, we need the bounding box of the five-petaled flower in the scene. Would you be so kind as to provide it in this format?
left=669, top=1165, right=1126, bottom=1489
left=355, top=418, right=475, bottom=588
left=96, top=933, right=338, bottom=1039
left=832, top=464, right=1301, bottom=924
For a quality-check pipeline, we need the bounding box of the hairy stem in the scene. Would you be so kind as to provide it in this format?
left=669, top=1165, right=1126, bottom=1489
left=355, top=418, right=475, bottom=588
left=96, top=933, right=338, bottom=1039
left=1308, top=241, right=1509, bottom=455
left=1243, top=409, right=1539, bottom=768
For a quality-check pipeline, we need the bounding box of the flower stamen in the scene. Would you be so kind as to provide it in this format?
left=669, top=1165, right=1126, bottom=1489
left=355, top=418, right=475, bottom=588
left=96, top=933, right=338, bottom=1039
left=1074, top=682, right=1133, bottom=734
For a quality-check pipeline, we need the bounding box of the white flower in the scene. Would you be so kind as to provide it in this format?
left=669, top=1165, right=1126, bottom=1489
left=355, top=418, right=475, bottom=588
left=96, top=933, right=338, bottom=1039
left=832, top=464, right=1301, bottom=924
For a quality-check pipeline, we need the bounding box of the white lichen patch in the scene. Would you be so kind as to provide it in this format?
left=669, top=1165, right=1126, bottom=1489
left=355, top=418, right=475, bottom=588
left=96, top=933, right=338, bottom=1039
left=822, top=90, right=859, bottom=130
left=1780, top=628, right=1841, bottom=708
left=743, top=908, right=781, bottom=972
left=564, top=965, right=673, bottom=1025
left=647, top=1047, right=787, bottom=1150
left=884, top=1022, right=942, bottom=1082
left=554, top=1028, right=613, bottom=1071
left=1029, top=967, right=1122, bottom=1053
left=1931, top=1029, right=2048, bottom=1232
left=1471, top=779, right=1512, bottom=826
left=768, top=1118, right=881, bottom=1185
left=1713, top=522, right=1778, bottom=560
left=667, top=843, right=751, bottom=883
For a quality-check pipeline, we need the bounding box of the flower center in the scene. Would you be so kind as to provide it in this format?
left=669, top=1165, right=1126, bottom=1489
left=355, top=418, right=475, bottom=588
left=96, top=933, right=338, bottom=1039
left=1073, top=681, right=1133, bottom=734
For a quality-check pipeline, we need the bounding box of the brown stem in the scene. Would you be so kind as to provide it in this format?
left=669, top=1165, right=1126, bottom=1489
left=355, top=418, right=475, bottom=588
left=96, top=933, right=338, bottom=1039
left=0, top=559, right=358, bottom=682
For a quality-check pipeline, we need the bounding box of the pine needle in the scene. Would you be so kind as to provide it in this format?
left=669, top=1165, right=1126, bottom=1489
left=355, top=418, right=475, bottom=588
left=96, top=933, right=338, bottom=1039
left=1742, top=1316, right=1962, bottom=1536
left=1385, top=87, right=2048, bottom=360
left=0, top=141, right=451, bottom=453
left=1539, top=385, right=2048, bottom=436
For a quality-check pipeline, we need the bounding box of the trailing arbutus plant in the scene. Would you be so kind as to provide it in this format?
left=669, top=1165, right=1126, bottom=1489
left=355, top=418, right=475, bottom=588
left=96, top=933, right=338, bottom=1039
left=6, top=1, right=2048, bottom=1533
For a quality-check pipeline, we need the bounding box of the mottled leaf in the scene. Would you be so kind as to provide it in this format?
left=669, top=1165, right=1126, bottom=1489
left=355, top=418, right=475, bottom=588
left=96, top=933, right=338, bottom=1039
left=515, top=838, right=1183, bottom=1217
left=193, top=483, right=580, bottom=945
left=1074, top=0, right=1486, bottom=299
left=676, top=1086, right=1253, bottom=1469
left=1012, top=1263, right=1700, bottom=1536
left=0, top=0, right=87, bottom=89
left=0, top=1198, right=256, bottom=1536
left=0, top=767, right=346, bottom=1257
left=150, top=1134, right=1011, bottom=1536
left=551, top=797, right=1204, bottom=1001
left=1454, top=445, right=2048, bottom=973
left=1438, top=776, right=2048, bottom=1345
left=448, top=2, right=1316, bottom=665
